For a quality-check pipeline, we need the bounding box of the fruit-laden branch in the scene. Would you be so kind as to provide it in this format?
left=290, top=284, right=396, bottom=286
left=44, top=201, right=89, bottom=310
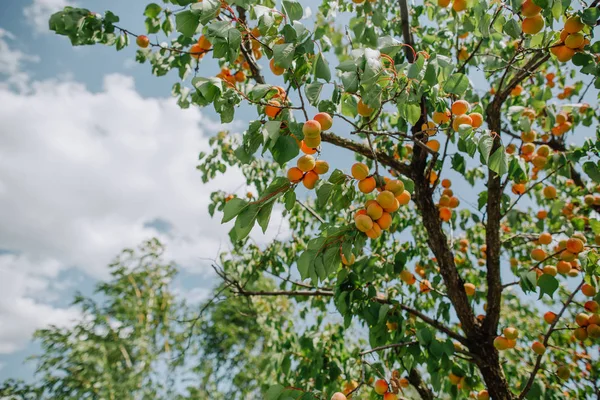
left=518, top=280, right=585, bottom=399
left=483, top=51, right=551, bottom=339
left=321, top=132, right=412, bottom=177
left=221, top=271, right=468, bottom=344
left=358, top=341, right=418, bottom=356
left=397, top=0, right=478, bottom=342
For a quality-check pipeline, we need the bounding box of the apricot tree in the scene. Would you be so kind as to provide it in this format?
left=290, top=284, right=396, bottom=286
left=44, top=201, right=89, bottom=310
left=49, top=0, right=600, bottom=399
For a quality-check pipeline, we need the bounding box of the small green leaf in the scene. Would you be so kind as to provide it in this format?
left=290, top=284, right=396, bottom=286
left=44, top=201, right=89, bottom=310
left=443, top=73, right=470, bottom=96
left=175, top=11, right=200, bottom=37
left=582, top=8, right=600, bottom=26
left=538, top=274, right=559, bottom=299
left=314, top=52, right=331, bottom=82
left=503, top=18, right=521, bottom=39
left=305, top=82, right=323, bottom=105
left=282, top=0, right=303, bottom=21
left=273, top=43, right=295, bottom=69
left=144, top=3, right=162, bottom=18
left=584, top=161, right=600, bottom=183
left=222, top=198, right=248, bottom=223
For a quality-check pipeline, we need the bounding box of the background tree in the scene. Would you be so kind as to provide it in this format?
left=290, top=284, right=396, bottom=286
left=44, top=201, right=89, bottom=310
left=12, top=0, right=600, bottom=398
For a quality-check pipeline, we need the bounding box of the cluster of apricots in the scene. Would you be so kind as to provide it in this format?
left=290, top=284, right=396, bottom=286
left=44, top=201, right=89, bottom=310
left=352, top=165, right=411, bottom=239
left=529, top=232, right=588, bottom=277
left=263, top=86, right=289, bottom=119
left=493, top=326, right=519, bottom=351
left=189, top=34, right=212, bottom=60
left=521, top=0, right=544, bottom=35
left=552, top=15, right=589, bottom=62
left=545, top=72, right=556, bottom=88
left=557, top=85, right=575, bottom=99
left=551, top=110, right=573, bottom=135
left=437, top=179, right=460, bottom=222
left=286, top=114, right=332, bottom=189
left=571, top=284, right=600, bottom=341
left=437, top=0, right=468, bottom=13
left=372, top=375, right=405, bottom=400
left=431, top=100, right=483, bottom=134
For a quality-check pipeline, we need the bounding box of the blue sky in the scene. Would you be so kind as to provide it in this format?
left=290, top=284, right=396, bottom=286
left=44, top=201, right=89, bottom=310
left=1, top=0, right=599, bottom=386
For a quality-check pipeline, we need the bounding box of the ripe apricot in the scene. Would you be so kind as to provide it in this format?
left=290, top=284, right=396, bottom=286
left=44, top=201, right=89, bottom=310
left=421, top=121, right=437, bottom=135
left=377, top=212, right=392, bottom=230
left=304, top=135, right=321, bottom=148
left=439, top=206, right=452, bottom=222
left=557, top=260, right=571, bottom=275
left=313, top=160, right=329, bottom=175
left=385, top=179, right=405, bottom=196
left=543, top=265, right=557, bottom=276
left=420, top=279, right=432, bottom=293
left=451, top=100, right=470, bottom=115
left=564, top=15, right=584, bottom=34
left=190, top=43, right=205, bottom=59
left=265, top=100, right=282, bottom=118
left=588, top=324, right=600, bottom=339
left=452, top=114, right=473, bottom=131
left=270, top=59, right=284, bottom=75
left=396, top=190, right=411, bottom=205
left=366, top=222, right=382, bottom=239
left=300, top=141, right=317, bottom=155
left=521, top=0, right=542, bottom=17
left=544, top=311, right=556, bottom=324
left=357, top=99, right=374, bottom=117
left=585, top=300, right=599, bottom=313
left=136, top=35, right=150, bottom=48
left=539, top=232, right=552, bottom=245
left=234, top=71, right=246, bottom=82
left=400, top=270, right=416, bottom=285
left=521, top=131, right=536, bottom=143
left=504, top=327, right=519, bottom=340
left=358, top=177, right=376, bottom=193
left=522, top=14, right=544, bottom=35
left=432, top=110, right=451, bottom=124
left=351, top=163, right=369, bottom=180
left=355, top=214, right=374, bottom=232
left=297, top=155, right=316, bottom=172
left=531, top=248, right=546, bottom=261
left=303, top=171, right=319, bottom=189
left=511, top=85, right=523, bottom=96
left=543, top=186, right=557, bottom=199
left=367, top=202, right=384, bottom=220
left=331, top=393, right=347, bottom=400
left=452, top=0, right=467, bottom=12
left=551, top=44, right=575, bottom=62
left=477, top=390, right=490, bottom=400
left=341, top=253, right=355, bottom=266
left=441, top=179, right=451, bottom=188
left=469, top=113, right=483, bottom=128
left=449, top=196, right=460, bottom=208
left=582, top=283, right=597, bottom=297
left=566, top=238, right=584, bottom=254
left=438, top=0, right=451, bottom=6
left=464, top=283, right=476, bottom=296
left=377, top=190, right=396, bottom=209
left=565, top=32, right=585, bottom=49
left=576, top=313, right=590, bottom=327
left=532, top=341, right=546, bottom=354
left=287, top=167, right=305, bottom=184
left=314, top=112, right=333, bottom=131
left=512, top=183, right=526, bottom=195
left=427, top=139, right=441, bottom=152
left=574, top=327, right=588, bottom=341
left=494, top=336, right=509, bottom=350
left=382, top=198, right=400, bottom=213
left=197, top=35, right=212, bottom=50
left=303, top=120, right=322, bottom=138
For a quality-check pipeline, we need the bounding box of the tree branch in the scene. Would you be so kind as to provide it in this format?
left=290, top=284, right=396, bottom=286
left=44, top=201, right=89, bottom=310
left=518, top=280, right=585, bottom=399
left=408, top=368, right=434, bottom=400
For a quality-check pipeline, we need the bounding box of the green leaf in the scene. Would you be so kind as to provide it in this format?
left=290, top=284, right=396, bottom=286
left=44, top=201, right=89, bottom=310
left=582, top=8, right=600, bottom=26
left=273, top=43, right=295, bottom=69
left=314, top=52, right=331, bottom=82
left=266, top=385, right=285, bottom=400
left=144, top=3, right=162, bottom=18
left=222, top=198, right=248, bottom=223
left=271, top=136, right=299, bottom=165
left=451, top=153, right=466, bottom=174
left=284, top=190, right=296, bottom=211
left=257, top=202, right=274, bottom=233
left=282, top=0, right=303, bottom=21
left=583, top=161, right=600, bottom=183
left=341, top=71, right=359, bottom=93
left=478, top=132, right=494, bottom=164
left=305, top=82, right=323, bottom=106
left=316, top=182, right=334, bottom=208
left=407, top=54, right=425, bottom=79
left=234, top=203, right=260, bottom=240
left=488, top=147, right=508, bottom=176
left=297, top=251, right=316, bottom=280
left=405, top=103, right=421, bottom=125
left=503, top=18, right=521, bottom=39
left=590, top=219, right=600, bottom=234
left=520, top=270, right=538, bottom=293
left=443, top=73, right=470, bottom=96
left=537, top=274, right=559, bottom=299
left=175, top=11, right=200, bottom=37
left=190, top=0, right=222, bottom=24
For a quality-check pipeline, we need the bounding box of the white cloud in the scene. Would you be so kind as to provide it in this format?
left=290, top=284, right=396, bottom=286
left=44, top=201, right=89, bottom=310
left=0, top=35, right=289, bottom=353
left=0, top=29, right=39, bottom=92
left=23, top=0, right=75, bottom=34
